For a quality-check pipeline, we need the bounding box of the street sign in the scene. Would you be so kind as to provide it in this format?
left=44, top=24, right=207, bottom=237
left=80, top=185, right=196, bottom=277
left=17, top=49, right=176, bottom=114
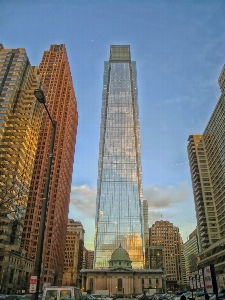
left=204, top=266, right=213, bottom=294
left=29, top=276, right=37, bottom=294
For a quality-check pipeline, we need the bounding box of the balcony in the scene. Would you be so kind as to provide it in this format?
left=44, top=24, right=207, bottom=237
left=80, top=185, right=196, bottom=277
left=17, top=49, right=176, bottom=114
left=201, top=236, right=209, bottom=242
left=199, top=219, right=207, bottom=226
left=198, top=215, right=206, bottom=221
left=200, top=230, right=208, bottom=237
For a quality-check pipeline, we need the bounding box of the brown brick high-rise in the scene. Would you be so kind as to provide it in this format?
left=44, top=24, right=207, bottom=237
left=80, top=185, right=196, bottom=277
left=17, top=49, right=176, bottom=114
left=21, top=44, right=78, bottom=285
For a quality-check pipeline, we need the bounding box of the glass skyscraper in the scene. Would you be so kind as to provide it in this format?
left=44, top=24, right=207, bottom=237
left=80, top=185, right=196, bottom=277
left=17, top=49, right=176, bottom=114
left=94, top=45, right=144, bottom=269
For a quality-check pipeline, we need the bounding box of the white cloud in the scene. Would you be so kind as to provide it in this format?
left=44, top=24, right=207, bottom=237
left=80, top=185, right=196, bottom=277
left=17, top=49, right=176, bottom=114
left=69, top=185, right=96, bottom=218
left=144, top=182, right=192, bottom=209
left=144, top=182, right=197, bottom=239
left=69, top=185, right=97, bottom=250
left=68, top=183, right=196, bottom=247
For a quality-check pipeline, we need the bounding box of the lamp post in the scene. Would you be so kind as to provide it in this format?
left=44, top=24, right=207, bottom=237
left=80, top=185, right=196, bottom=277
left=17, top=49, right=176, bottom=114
left=162, top=267, right=167, bottom=293
left=32, top=89, right=57, bottom=300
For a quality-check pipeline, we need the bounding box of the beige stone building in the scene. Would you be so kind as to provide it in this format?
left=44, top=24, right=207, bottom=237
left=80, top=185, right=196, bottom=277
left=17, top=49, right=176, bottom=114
left=187, top=64, right=225, bottom=288
left=62, top=220, right=85, bottom=287
left=0, top=246, right=33, bottom=294
left=183, top=229, right=199, bottom=286
left=62, top=230, right=79, bottom=286
left=149, top=221, right=186, bottom=290
left=82, top=248, right=94, bottom=270
left=80, top=245, right=163, bottom=295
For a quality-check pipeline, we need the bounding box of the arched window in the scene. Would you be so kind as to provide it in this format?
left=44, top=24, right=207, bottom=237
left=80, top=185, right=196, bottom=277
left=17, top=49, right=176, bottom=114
left=118, top=278, right=122, bottom=291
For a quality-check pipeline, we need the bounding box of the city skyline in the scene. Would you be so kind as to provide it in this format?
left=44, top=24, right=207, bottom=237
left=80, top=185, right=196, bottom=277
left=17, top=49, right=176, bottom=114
left=2, top=0, right=225, bottom=250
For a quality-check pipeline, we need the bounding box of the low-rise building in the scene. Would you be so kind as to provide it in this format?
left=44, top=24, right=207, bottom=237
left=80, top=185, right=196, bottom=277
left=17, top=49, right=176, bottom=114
left=0, top=247, right=33, bottom=294
left=81, top=245, right=163, bottom=295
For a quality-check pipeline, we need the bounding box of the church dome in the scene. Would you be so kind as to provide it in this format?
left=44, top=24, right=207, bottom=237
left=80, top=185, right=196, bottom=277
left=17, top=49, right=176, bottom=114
left=108, top=244, right=132, bottom=270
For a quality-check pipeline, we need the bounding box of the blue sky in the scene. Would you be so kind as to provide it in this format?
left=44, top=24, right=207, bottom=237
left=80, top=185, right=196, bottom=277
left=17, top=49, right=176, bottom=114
left=2, top=0, right=225, bottom=250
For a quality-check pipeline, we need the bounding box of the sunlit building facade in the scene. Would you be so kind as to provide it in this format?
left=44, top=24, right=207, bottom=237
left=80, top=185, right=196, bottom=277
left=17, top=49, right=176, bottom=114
left=149, top=221, right=185, bottom=290
left=0, top=45, right=42, bottom=249
left=21, top=44, right=78, bottom=285
left=94, top=45, right=144, bottom=269
left=62, top=226, right=79, bottom=286
left=187, top=134, right=219, bottom=251
left=187, top=64, right=225, bottom=286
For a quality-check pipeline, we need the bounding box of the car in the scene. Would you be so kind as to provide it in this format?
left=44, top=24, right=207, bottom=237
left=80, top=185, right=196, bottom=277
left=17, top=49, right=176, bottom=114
left=43, top=286, right=82, bottom=300
left=151, top=294, right=166, bottom=300
left=210, top=294, right=225, bottom=300
left=171, top=292, right=190, bottom=300
left=21, top=295, right=32, bottom=300
left=86, top=296, right=95, bottom=300
left=194, top=293, right=206, bottom=300
left=0, top=295, right=8, bottom=300
left=162, top=293, right=176, bottom=300
left=5, top=296, right=24, bottom=300
left=91, top=295, right=113, bottom=300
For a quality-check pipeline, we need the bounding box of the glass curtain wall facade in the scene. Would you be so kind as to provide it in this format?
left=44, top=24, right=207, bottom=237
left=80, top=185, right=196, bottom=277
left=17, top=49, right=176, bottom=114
left=94, top=45, right=144, bottom=269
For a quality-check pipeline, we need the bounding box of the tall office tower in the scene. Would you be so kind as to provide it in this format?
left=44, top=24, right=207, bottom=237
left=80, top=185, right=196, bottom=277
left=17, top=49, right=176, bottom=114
left=82, top=247, right=88, bottom=269
left=67, top=220, right=85, bottom=287
left=21, top=45, right=78, bottom=285
left=143, top=200, right=149, bottom=246
left=62, top=222, right=80, bottom=286
left=82, top=248, right=94, bottom=269
left=87, top=250, right=94, bottom=269
left=203, top=65, right=225, bottom=239
left=0, top=45, right=42, bottom=250
left=183, top=229, right=199, bottom=284
left=187, top=134, right=219, bottom=251
left=94, top=45, right=144, bottom=269
left=143, top=199, right=149, bottom=268
left=149, top=221, right=185, bottom=290
left=187, top=65, right=225, bottom=284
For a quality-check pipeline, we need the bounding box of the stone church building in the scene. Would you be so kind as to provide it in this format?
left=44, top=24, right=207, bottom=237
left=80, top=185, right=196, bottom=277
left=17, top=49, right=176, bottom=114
left=80, top=245, right=163, bottom=296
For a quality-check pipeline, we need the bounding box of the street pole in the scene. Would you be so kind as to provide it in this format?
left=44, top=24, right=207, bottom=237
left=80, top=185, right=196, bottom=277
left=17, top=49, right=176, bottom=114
left=32, top=89, right=57, bottom=300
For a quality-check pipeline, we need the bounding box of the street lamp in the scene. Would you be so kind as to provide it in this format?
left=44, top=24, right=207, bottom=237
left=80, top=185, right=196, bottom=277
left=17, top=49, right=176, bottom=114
left=162, top=267, right=167, bottom=293
left=32, top=89, right=57, bottom=300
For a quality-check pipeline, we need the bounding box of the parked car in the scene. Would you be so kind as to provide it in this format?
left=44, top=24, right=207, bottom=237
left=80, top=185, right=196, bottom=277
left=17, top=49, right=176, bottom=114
left=86, top=296, right=95, bottom=300
left=21, top=295, right=32, bottom=300
left=91, top=295, right=113, bottom=300
left=42, top=286, right=82, bottom=300
left=150, top=294, right=166, bottom=300
left=5, top=296, right=24, bottom=300
left=171, top=292, right=191, bottom=300
left=194, top=293, right=206, bottom=300
left=161, top=293, right=176, bottom=300
left=210, top=294, right=225, bottom=300
left=0, top=295, right=8, bottom=300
